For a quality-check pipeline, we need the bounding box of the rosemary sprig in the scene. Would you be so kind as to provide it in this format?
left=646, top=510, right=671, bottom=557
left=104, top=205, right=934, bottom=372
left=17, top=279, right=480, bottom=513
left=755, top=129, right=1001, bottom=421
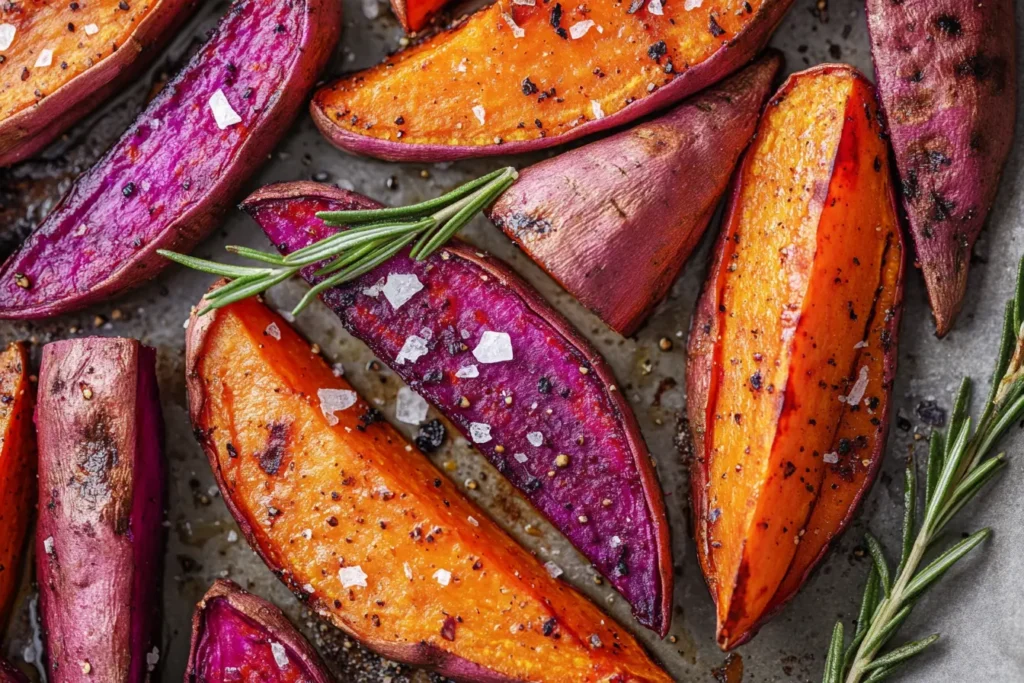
left=158, top=167, right=518, bottom=316
left=823, top=257, right=1024, bottom=683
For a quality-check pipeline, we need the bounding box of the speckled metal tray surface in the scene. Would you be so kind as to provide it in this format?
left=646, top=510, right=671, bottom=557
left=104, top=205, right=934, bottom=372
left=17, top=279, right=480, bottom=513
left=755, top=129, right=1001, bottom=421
left=2, top=1, right=1023, bottom=681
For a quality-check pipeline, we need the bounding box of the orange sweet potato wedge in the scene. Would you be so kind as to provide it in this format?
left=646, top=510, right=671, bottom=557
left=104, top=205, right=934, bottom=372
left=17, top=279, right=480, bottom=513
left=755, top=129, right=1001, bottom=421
left=685, top=64, right=905, bottom=650
left=311, top=0, right=794, bottom=161
left=0, top=342, right=35, bottom=623
left=391, top=0, right=449, bottom=33
left=186, top=293, right=671, bottom=683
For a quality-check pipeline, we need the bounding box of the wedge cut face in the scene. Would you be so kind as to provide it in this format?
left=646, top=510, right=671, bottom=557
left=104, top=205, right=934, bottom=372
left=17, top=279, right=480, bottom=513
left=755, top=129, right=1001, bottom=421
left=312, top=0, right=794, bottom=160
left=0, top=0, right=197, bottom=166
left=686, top=65, right=905, bottom=649
left=0, top=342, right=34, bottom=623
left=186, top=295, right=672, bottom=683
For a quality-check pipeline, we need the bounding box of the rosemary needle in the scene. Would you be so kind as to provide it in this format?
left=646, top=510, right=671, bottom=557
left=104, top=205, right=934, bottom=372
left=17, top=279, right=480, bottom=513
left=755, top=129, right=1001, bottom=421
left=158, top=167, right=517, bottom=316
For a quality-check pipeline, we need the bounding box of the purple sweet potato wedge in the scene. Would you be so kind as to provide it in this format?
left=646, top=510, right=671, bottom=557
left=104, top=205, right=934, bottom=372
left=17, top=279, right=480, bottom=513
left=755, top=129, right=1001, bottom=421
left=311, top=0, right=794, bottom=161
left=36, top=337, right=165, bottom=682
left=867, top=0, right=1017, bottom=336
left=487, top=53, right=782, bottom=337
left=242, top=182, right=674, bottom=636
left=0, top=0, right=342, bottom=320
left=0, top=658, right=27, bottom=683
left=0, top=0, right=198, bottom=167
left=186, top=579, right=333, bottom=683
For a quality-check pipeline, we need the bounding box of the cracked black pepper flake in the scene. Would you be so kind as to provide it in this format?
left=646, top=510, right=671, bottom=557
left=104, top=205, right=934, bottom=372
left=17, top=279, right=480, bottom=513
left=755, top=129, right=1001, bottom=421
left=647, top=40, right=668, bottom=61
left=550, top=3, right=562, bottom=28
left=415, top=419, right=446, bottom=454
left=521, top=77, right=538, bottom=95
left=122, top=182, right=136, bottom=198
left=709, top=16, right=726, bottom=37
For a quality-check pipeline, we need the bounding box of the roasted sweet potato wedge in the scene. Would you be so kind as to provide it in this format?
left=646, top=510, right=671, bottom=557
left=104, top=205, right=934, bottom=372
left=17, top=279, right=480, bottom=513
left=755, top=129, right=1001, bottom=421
left=0, top=342, right=33, bottom=624
left=686, top=65, right=905, bottom=649
left=0, top=658, right=27, bottom=683
left=487, top=53, right=782, bottom=336
left=391, top=0, right=448, bottom=33
left=311, top=0, right=793, bottom=161
left=867, top=0, right=1017, bottom=337
left=36, top=338, right=166, bottom=681
left=186, top=579, right=333, bottom=683
left=0, top=0, right=341, bottom=320
left=244, top=182, right=673, bottom=635
left=186, top=295, right=671, bottom=683
left=0, top=0, right=196, bottom=167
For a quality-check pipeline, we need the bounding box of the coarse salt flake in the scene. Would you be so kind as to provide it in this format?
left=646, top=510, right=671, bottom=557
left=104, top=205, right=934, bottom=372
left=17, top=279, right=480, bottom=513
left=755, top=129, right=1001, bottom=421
left=527, top=431, right=544, bottom=447
left=514, top=452, right=528, bottom=463
left=382, top=273, right=424, bottom=310
left=84, top=23, right=99, bottom=35
left=648, top=0, right=664, bottom=14
left=512, top=0, right=535, bottom=4
left=823, top=452, right=840, bottom=464
left=404, top=562, right=413, bottom=579
left=854, top=340, right=869, bottom=349
left=209, top=89, right=242, bottom=130
left=0, top=24, right=15, bottom=50
left=684, top=0, right=703, bottom=9
left=467, top=515, right=480, bottom=527
left=319, top=388, right=358, bottom=426
left=569, top=19, right=595, bottom=39
left=433, top=568, right=452, bottom=586
left=472, top=331, right=513, bottom=364
left=271, top=642, right=289, bottom=669
left=502, top=12, right=525, bottom=38
left=362, top=0, right=380, bottom=19
left=362, top=277, right=386, bottom=297
left=469, top=422, right=492, bottom=444
left=610, top=535, right=622, bottom=548
left=396, top=334, right=429, bottom=365
left=35, top=49, right=53, bottom=68
left=302, top=528, right=312, bottom=540
left=591, top=100, right=605, bottom=120
left=841, top=366, right=870, bottom=406
left=265, top=322, right=281, bottom=340
left=339, top=565, right=368, bottom=588
left=456, top=364, right=480, bottom=378
left=44, top=537, right=55, bottom=555
left=472, top=104, right=486, bottom=125
left=227, top=530, right=238, bottom=543
left=146, top=648, right=160, bottom=672
left=396, top=386, right=429, bottom=425
left=544, top=561, right=563, bottom=578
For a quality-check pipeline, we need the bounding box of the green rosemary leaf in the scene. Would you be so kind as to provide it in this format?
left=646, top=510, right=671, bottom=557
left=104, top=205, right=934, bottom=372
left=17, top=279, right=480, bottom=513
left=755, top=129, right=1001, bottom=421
left=224, top=245, right=287, bottom=265
left=313, top=239, right=385, bottom=278
left=156, top=250, right=272, bottom=279
left=860, top=605, right=913, bottom=660
left=855, top=568, right=880, bottom=642
left=898, top=460, right=916, bottom=574
left=1014, top=256, right=1024, bottom=333
left=863, top=665, right=897, bottom=683
left=989, top=300, right=1016, bottom=405
left=929, top=416, right=972, bottom=517
left=934, top=456, right=1006, bottom=533
left=824, top=621, right=845, bottom=683
left=865, top=534, right=892, bottom=598
left=411, top=170, right=517, bottom=260
left=925, top=432, right=945, bottom=507
left=198, top=270, right=294, bottom=315
left=975, top=392, right=1024, bottom=461
left=946, top=379, right=971, bottom=459
left=862, top=634, right=939, bottom=673
left=903, top=529, right=990, bottom=602
left=202, top=273, right=275, bottom=301
left=283, top=220, right=428, bottom=266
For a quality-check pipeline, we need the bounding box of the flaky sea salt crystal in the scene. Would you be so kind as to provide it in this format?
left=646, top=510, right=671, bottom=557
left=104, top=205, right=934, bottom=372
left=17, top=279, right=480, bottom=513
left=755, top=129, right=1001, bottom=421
left=467, top=515, right=479, bottom=527
left=648, top=0, right=664, bottom=13
left=146, top=648, right=160, bottom=672
left=44, top=537, right=55, bottom=555
left=527, top=431, right=544, bottom=447
left=544, top=561, right=563, bottom=579
left=569, top=19, right=595, bottom=39
left=382, top=273, right=424, bottom=310
left=854, top=340, right=869, bottom=349
left=456, top=364, right=479, bottom=378
left=841, top=366, right=870, bottom=406
left=362, top=277, right=386, bottom=296
left=823, top=452, right=840, bottom=464
left=473, top=331, right=513, bottom=363
left=227, top=530, right=238, bottom=543
left=271, top=642, right=289, bottom=669
left=591, top=100, right=605, bottom=119
left=339, top=565, right=368, bottom=588
left=0, top=24, right=15, bottom=50
left=265, top=322, right=281, bottom=340
left=512, top=0, right=535, bottom=4
left=303, top=583, right=315, bottom=593
left=319, top=388, right=358, bottom=426
left=685, top=0, right=703, bottom=8
left=472, top=105, right=486, bottom=124
left=469, top=422, right=492, bottom=443
left=362, top=0, right=380, bottom=19
left=396, top=386, right=429, bottom=425
left=396, top=335, right=429, bottom=365
left=610, top=535, right=622, bottom=548
left=433, top=568, right=452, bottom=586
left=404, top=562, right=413, bottom=579
left=514, top=452, right=528, bottom=463
left=502, top=12, right=525, bottom=38
left=84, top=23, right=99, bottom=35
left=35, top=49, right=53, bottom=68
left=209, top=89, right=242, bottom=129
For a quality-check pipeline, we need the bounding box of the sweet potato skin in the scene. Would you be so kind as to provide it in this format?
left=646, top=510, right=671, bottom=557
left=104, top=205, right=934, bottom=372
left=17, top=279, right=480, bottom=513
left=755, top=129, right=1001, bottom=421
left=243, top=182, right=673, bottom=636
left=36, top=338, right=165, bottom=682
left=686, top=65, right=905, bottom=649
left=0, top=0, right=198, bottom=167
left=0, top=342, right=34, bottom=624
left=311, top=0, right=793, bottom=161
left=185, top=295, right=671, bottom=683
left=390, top=0, right=449, bottom=33
left=487, top=53, right=782, bottom=336
left=0, top=0, right=342, bottom=320
left=867, top=0, right=1016, bottom=336
left=186, top=579, right=333, bottom=683
left=0, top=658, right=27, bottom=683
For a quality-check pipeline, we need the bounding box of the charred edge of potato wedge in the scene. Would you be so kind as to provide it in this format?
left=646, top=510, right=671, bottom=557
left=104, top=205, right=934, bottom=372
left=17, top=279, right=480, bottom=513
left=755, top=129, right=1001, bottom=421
left=0, top=342, right=34, bottom=624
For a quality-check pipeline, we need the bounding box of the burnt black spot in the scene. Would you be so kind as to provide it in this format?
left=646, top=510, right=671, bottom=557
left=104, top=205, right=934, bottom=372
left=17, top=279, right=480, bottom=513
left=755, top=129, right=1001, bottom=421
left=783, top=461, right=796, bottom=478
left=495, top=212, right=553, bottom=238
left=358, top=408, right=384, bottom=431
left=521, top=77, right=538, bottom=96
left=440, top=616, right=457, bottom=641
left=415, top=419, right=446, bottom=454
left=931, top=192, right=956, bottom=222
left=647, top=41, right=668, bottom=61
left=916, top=400, right=947, bottom=427
left=934, top=14, right=962, bottom=37
left=749, top=371, right=763, bottom=391
left=538, top=376, right=552, bottom=394
left=956, top=52, right=992, bottom=80
left=927, top=150, right=953, bottom=172
left=616, top=547, right=630, bottom=576
left=549, top=3, right=563, bottom=29
left=226, top=442, right=238, bottom=459
left=709, top=16, right=726, bottom=37
left=542, top=617, right=559, bottom=636
left=257, top=423, right=289, bottom=475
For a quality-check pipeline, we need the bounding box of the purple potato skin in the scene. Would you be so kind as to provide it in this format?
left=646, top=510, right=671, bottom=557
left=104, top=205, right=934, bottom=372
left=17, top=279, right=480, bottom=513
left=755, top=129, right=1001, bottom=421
left=867, top=0, right=1017, bottom=337
left=0, top=0, right=342, bottom=320
left=0, top=0, right=199, bottom=167
left=0, top=659, right=27, bottom=683
left=242, top=182, right=674, bottom=636
left=310, top=1, right=793, bottom=162
left=185, top=579, right=333, bottom=683
left=35, top=338, right=165, bottom=683
left=487, top=53, right=782, bottom=337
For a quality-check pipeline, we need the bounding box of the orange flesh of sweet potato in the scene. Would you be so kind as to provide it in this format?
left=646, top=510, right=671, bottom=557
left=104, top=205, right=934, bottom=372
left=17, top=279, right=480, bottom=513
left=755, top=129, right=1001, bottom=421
left=0, top=342, right=34, bottom=623
left=313, top=0, right=787, bottom=156
left=391, top=0, right=448, bottom=33
left=688, top=66, right=903, bottom=649
left=187, top=296, right=670, bottom=683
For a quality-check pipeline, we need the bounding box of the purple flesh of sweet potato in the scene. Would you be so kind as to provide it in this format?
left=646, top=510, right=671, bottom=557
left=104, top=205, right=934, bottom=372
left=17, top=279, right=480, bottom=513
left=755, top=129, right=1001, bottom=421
left=36, top=338, right=165, bottom=683
left=867, top=0, right=1017, bottom=336
left=186, top=580, right=333, bottom=683
left=0, top=0, right=342, bottom=320
left=242, top=182, right=674, bottom=636
left=486, top=53, right=782, bottom=336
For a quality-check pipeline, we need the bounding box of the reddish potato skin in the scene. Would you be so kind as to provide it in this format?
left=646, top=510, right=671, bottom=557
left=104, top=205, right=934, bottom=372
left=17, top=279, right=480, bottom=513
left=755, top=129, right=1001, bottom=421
left=36, top=338, right=165, bottom=683
left=487, top=54, right=782, bottom=336
left=867, top=0, right=1017, bottom=336
left=390, top=0, right=449, bottom=32
left=0, top=0, right=198, bottom=167
left=0, top=0, right=342, bottom=320
left=311, top=2, right=793, bottom=161
left=0, top=659, right=27, bottom=683
left=186, top=580, right=333, bottom=683
left=243, top=182, right=673, bottom=636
